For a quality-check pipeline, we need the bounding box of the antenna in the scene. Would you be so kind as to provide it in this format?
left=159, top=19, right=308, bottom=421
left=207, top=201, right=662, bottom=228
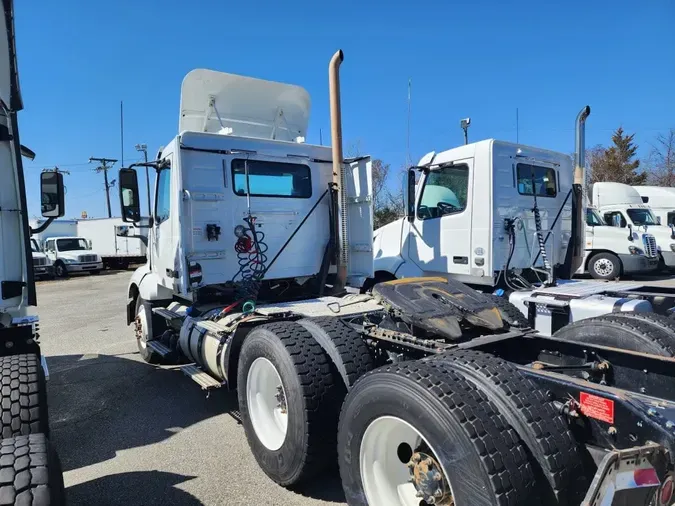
left=460, top=117, right=471, bottom=145
left=516, top=107, right=519, bottom=144
left=406, top=79, right=412, bottom=166
left=319, top=128, right=323, bottom=146
left=120, top=101, right=124, bottom=167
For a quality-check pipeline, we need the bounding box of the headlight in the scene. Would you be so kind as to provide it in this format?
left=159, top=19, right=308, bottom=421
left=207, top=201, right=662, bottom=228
left=670, top=244, right=675, bottom=252
left=629, top=246, right=644, bottom=255
left=62, top=258, right=76, bottom=264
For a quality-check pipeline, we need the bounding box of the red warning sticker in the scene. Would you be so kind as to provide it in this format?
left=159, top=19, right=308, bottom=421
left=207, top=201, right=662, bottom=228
left=579, top=392, right=615, bottom=424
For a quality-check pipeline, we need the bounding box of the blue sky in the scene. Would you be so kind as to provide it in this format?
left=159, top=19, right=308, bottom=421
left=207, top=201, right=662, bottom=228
left=17, top=0, right=675, bottom=219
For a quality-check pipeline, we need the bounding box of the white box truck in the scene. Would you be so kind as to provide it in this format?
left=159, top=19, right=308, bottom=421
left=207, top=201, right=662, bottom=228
left=77, top=217, right=147, bottom=269
left=112, top=53, right=675, bottom=506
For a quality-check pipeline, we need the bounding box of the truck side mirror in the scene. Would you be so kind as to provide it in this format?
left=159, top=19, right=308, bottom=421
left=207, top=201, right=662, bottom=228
left=40, top=171, right=65, bottom=218
left=627, top=223, right=634, bottom=241
left=406, top=169, right=416, bottom=222
left=119, top=168, right=141, bottom=223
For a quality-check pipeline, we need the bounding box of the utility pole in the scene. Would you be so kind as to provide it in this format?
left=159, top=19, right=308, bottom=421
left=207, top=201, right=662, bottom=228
left=89, top=157, right=118, bottom=218
left=135, top=144, right=151, bottom=216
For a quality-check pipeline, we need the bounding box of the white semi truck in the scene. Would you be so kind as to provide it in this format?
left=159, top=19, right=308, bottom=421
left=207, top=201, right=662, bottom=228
left=0, top=1, right=66, bottom=503
left=634, top=185, right=675, bottom=228
left=117, top=51, right=675, bottom=506
left=592, top=182, right=675, bottom=271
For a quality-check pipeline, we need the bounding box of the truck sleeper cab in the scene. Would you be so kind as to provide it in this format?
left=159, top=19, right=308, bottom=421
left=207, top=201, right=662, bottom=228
left=593, top=182, right=675, bottom=270
left=582, top=207, right=658, bottom=279
left=43, top=236, right=103, bottom=277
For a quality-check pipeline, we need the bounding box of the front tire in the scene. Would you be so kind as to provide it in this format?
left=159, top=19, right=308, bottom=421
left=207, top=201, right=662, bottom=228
left=588, top=252, right=621, bottom=280
left=338, top=361, right=537, bottom=506
left=237, top=321, right=338, bottom=486
left=134, top=297, right=162, bottom=364
left=53, top=262, right=67, bottom=279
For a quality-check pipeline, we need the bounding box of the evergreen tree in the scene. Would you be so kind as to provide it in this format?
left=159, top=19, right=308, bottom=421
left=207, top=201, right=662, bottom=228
left=589, top=127, right=646, bottom=185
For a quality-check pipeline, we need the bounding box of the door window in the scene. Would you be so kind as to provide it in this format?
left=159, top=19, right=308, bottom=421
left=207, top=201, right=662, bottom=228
left=417, top=165, right=469, bottom=220
left=668, top=212, right=675, bottom=227
left=155, top=167, right=171, bottom=224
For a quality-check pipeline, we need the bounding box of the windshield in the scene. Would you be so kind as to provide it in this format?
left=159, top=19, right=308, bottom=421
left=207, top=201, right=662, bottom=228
left=586, top=209, right=606, bottom=226
left=56, top=238, right=89, bottom=251
left=626, top=208, right=658, bottom=226
left=30, top=239, right=40, bottom=252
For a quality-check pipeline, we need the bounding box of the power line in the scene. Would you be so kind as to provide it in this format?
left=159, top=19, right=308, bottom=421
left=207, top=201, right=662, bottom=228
left=89, top=157, right=117, bottom=218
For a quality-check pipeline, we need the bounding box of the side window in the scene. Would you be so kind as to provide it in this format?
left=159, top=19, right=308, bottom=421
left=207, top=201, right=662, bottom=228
left=417, top=165, right=469, bottom=220
left=46, top=240, right=54, bottom=252
left=668, top=212, right=675, bottom=227
left=603, top=211, right=626, bottom=228
left=155, top=167, right=171, bottom=224
left=516, top=163, right=557, bottom=197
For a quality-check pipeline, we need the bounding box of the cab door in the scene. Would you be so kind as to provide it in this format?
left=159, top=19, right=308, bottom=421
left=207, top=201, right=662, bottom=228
left=152, top=156, right=176, bottom=289
left=408, top=159, right=474, bottom=276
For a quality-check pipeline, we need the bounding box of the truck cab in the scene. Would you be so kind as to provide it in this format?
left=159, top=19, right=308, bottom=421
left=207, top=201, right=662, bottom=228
left=580, top=206, right=658, bottom=279
left=120, top=68, right=373, bottom=316
left=592, top=182, right=675, bottom=270
left=30, top=238, right=53, bottom=279
left=373, top=139, right=573, bottom=287
left=633, top=185, right=675, bottom=228
left=43, top=236, right=103, bottom=277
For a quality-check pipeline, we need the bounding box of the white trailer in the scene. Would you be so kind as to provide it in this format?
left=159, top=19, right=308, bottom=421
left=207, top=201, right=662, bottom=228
left=77, top=217, right=147, bottom=269
left=30, top=218, right=76, bottom=244
left=114, top=52, right=675, bottom=506
left=0, top=2, right=66, bottom=502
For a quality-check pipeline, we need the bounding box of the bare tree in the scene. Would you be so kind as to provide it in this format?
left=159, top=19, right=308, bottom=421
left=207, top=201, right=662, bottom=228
left=646, top=129, right=675, bottom=187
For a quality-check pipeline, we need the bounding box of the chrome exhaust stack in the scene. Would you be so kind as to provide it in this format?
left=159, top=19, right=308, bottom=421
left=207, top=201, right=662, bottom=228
left=329, top=50, right=347, bottom=292
left=570, top=105, right=591, bottom=276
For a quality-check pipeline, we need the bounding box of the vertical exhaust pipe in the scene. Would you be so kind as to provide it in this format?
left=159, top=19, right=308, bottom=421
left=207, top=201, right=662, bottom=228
left=329, top=49, right=347, bottom=292
left=570, top=105, right=591, bottom=276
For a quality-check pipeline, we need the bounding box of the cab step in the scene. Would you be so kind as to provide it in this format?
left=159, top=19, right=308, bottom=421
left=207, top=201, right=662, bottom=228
left=180, top=364, right=223, bottom=390
left=152, top=307, right=184, bottom=322
left=146, top=340, right=173, bottom=358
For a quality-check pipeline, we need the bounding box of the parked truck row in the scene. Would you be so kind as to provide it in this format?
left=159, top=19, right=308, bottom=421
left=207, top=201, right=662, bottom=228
left=28, top=216, right=148, bottom=278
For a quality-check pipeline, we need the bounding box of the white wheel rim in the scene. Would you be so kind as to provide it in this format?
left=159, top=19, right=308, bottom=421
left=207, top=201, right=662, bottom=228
left=246, top=357, right=288, bottom=451
left=359, top=416, right=453, bottom=506
left=594, top=258, right=614, bottom=276
left=136, top=304, right=149, bottom=349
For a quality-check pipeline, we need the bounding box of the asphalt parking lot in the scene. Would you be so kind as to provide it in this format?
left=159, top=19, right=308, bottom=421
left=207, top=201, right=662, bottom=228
left=37, top=271, right=345, bottom=506
left=36, top=270, right=675, bottom=505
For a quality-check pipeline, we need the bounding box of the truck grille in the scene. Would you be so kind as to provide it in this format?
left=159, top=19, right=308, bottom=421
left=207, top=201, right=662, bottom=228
left=642, top=234, right=658, bottom=258
left=78, top=255, right=98, bottom=263
left=32, top=258, right=46, bottom=267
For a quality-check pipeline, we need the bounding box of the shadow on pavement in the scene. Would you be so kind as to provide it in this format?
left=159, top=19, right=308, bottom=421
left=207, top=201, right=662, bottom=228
left=46, top=352, right=346, bottom=504
left=46, top=353, right=236, bottom=473
left=67, top=470, right=203, bottom=506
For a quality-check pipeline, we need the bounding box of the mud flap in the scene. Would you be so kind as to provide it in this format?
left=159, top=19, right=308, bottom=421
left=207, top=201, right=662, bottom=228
left=581, top=443, right=668, bottom=506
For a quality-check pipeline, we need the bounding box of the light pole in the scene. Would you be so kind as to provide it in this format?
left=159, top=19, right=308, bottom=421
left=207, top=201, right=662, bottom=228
left=135, top=144, right=151, bottom=216
left=460, top=117, right=471, bottom=145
